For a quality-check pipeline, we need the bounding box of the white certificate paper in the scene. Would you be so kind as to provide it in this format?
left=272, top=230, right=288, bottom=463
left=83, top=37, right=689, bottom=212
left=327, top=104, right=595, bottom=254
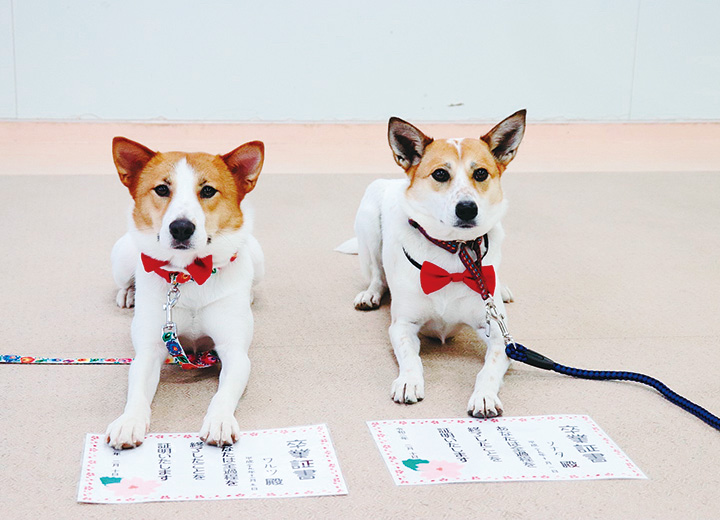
left=367, top=415, right=646, bottom=485
left=78, top=424, right=347, bottom=503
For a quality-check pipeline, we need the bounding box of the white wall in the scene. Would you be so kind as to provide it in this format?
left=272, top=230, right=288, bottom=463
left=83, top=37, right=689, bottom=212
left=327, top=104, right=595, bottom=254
left=1, top=0, right=718, bottom=122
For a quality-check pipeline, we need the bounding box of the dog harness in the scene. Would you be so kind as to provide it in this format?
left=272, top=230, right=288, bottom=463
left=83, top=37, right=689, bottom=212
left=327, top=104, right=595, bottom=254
left=142, top=252, right=238, bottom=369
left=405, top=219, right=495, bottom=299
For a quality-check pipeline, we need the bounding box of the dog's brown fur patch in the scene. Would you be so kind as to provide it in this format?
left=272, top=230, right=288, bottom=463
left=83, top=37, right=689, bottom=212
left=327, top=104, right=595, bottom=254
left=407, top=138, right=504, bottom=205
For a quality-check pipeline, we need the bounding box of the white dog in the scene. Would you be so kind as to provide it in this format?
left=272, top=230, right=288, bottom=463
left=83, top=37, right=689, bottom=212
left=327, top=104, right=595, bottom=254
left=343, top=110, right=526, bottom=417
left=106, top=137, right=264, bottom=449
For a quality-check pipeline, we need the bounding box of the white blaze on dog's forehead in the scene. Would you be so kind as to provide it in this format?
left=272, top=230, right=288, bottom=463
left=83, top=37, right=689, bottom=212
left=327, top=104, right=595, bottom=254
left=173, top=157, right=195, bottom=186
left=166, top=158, right=204, bottom=223
left=171, top=158, right=194, bottom=204
left=446, top=138, right=466, bottom=159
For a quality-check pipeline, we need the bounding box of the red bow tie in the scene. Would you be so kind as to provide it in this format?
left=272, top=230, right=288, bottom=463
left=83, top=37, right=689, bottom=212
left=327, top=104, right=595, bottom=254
left=420, top=261, right=496, bottom=296
left=141, top=254, right=214, bottom=285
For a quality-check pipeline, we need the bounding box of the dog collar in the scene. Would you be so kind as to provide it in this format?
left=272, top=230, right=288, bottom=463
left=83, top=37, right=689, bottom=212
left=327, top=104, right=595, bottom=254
left=141, top=253, right=238, bottom=285
left=407, top=219, right=494, bottom=300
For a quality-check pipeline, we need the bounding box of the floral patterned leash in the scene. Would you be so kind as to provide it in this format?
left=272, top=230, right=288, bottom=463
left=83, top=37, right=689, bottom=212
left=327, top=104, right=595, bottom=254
left=1, top=355, right=171, bottom=365
left=161, top=275, right=219, bottom=369
left=1, top=275, right=219, bottom=368
left=0, top=352, right=216, bottom=366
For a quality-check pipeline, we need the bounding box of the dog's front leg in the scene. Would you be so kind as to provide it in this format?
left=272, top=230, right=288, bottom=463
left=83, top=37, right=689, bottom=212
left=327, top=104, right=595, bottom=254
left=199, top=301, right=253, bottom=446
left=389, top=319, right=424, bottom=404
left=467, top=322, right=510, bottom=418
left=106, top=328, right=167, bottom=449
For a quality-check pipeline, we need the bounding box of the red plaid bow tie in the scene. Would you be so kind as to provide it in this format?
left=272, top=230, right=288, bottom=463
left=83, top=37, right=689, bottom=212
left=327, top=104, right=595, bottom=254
left=420, top=261, right=496, bottom=296
left=141, top=254, right=214, bottom=285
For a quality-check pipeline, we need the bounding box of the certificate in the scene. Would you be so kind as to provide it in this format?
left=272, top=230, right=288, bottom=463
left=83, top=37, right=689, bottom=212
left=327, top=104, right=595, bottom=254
left=78, top=424, right=347, bottom=503
left=368, top=415, right=645, bottom=485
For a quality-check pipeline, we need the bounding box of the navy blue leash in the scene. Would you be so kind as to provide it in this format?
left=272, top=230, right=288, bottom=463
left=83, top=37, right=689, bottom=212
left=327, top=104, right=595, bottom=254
left=405, top=220, right=720, bottom=432
left=505, top=342, right=720, bottom=431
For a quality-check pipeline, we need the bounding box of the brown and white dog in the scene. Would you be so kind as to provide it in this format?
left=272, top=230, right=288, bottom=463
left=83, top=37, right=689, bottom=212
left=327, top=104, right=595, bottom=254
left=106, top=137, right=264, bottom=449
left=340, top=110, right=526, bottom=417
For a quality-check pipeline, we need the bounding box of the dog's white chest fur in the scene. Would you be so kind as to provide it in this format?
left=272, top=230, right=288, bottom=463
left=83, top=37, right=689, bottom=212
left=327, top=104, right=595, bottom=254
left=133, top=244, right=256, bottom=342
left=376, top=179, right=503, bottom=336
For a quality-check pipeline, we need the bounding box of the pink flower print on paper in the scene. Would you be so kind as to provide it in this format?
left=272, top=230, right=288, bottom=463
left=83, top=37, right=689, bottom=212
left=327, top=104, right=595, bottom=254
left=105, top=476, right=161, bottom=498
left=416, top=460, right=465, bottom=479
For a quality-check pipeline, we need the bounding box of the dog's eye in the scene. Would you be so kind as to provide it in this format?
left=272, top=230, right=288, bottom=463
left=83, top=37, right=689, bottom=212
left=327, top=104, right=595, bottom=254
left=431, top=168, right=450, bottom=182
left=200, top=185, right=218, bottom=199
left=154, top=185, right=170, bottom=197
left=473, top=168, right=489, bottom=182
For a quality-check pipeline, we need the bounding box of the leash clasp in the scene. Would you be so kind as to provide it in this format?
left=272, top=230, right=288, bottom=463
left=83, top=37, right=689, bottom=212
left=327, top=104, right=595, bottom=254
left=163, top=281, right=181, bottom=330
left=485, top=299, right=514, bottom=345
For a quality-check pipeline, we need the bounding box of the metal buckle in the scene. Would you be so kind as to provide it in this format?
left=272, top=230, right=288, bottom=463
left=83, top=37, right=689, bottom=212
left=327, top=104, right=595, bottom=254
left=163, top=281, right=181, bottom=332
left=484, top=298, right=514, bottom=345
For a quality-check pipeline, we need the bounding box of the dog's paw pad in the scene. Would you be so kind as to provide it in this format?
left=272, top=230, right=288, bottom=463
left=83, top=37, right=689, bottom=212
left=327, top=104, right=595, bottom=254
left=200, top=413, right=240, bottom=447
left=467, top=391, right=504, bottom=419
left=391, top=374, right=425, bottom=404
left=354, top=289, right=382, bottom=310
left=116, top=286, right=135, bottom=308
left=106, top=413, right=149, bottom=449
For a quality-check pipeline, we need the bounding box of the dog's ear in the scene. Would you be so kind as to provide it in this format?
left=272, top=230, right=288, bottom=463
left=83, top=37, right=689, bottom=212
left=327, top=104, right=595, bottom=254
left=388, top=117, right=433, bottom=171
left=112, top=137, right=157, bottom=189
left=481, top=109, right=526, bottom=167
left=222, top=141, right=264, bottom=194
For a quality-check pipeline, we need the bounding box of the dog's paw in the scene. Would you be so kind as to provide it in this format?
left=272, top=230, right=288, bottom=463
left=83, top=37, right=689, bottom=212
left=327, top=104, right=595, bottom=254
left=200, top=413, right=240, bottom=446
left=354, top=289, right=382, bottom=310
left=116, top=285, right=135, bottom=308
left=467, top=390, right=504, bottom=418
left=106, top=413, right=149, bottom=449
left=500, top=284, right=514, bottom=303
left=391, top=373, right=425, bottom=404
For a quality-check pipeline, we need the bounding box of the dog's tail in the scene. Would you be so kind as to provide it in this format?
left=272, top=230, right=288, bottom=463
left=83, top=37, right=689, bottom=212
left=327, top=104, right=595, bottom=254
left=334, top=237, right=358, bottom=255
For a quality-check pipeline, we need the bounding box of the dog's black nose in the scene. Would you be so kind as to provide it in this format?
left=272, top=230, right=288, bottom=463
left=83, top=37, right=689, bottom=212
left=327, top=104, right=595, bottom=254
left=169, top=219, right=196, bottom=242
left=455, top=201, right=478, bottom=221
